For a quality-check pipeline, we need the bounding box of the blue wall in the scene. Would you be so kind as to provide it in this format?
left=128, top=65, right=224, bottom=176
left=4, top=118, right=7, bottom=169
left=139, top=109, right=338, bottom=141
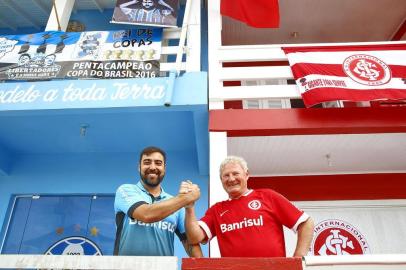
left=0, top=145, right=12, bottom=176
left=0, top=2, right=209, bottom=259
left=70, top=9, right=133, bottom=32
left=0, top=150, right=208, bottom=257
left=0, top=27, right=42, bottom=36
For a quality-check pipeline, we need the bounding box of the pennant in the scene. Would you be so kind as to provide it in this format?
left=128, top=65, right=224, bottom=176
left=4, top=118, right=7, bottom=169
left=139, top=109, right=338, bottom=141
left=220, top=0, right=280, bottom=28
left=282, top=44, right=406, bottom=107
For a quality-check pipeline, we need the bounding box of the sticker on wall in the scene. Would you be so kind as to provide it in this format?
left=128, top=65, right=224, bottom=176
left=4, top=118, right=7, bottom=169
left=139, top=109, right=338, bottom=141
left=45, top=236, right=102, bottom=255
left=310, top=219, right=370, bottom=255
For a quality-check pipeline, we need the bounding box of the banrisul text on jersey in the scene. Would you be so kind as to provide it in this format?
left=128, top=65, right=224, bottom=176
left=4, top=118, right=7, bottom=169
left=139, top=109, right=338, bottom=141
left=220, top=215, right=264, bottom=233
left=129, top=219, right=176, bottom=233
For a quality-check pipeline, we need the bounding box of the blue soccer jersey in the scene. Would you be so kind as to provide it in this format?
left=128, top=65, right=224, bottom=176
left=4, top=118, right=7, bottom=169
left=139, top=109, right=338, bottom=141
left=114, top=181, right=186, bottom=256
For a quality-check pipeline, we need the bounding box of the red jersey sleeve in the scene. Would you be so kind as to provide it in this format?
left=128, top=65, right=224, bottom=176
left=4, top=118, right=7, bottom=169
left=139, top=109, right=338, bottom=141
left=269, top=189, right=308, bottom=232
left=199, top=204, right=218, bottom=240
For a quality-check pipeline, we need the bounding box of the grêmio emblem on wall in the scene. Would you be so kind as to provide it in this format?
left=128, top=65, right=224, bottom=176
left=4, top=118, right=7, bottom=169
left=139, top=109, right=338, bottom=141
left=310, top=219, right=370, bottom=255
left=45, top=236, right=102, bottom=255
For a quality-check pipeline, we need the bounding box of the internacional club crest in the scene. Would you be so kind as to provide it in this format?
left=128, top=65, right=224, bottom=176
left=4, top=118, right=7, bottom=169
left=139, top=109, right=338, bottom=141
left=248, top=200, right=261, bottom=210
left=310, top=219, right=370, bottom=255
left=343, top=54, right=391, bottom=86
left=45, top=236, right=102, bottom=255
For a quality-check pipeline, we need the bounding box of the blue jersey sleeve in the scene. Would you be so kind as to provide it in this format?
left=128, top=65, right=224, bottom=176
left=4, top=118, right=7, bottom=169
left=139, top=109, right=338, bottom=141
left=114, top=184, right=146, bottom=215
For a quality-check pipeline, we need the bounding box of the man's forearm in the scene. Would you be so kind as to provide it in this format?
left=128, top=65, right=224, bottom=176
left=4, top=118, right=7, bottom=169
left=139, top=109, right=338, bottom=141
left=293, top=217, right=314, bottom=257
left=183, top=242, right=203, bottom=258
left=190, top=244, right=203, bottom=257
left=132, top=194, right=191, bottom=223
left=185, top=207, right=206, bottom=244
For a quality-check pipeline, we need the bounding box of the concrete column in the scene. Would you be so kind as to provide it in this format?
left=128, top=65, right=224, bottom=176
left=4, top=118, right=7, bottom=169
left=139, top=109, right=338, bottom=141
left=45, top=0, right=75, bottom=31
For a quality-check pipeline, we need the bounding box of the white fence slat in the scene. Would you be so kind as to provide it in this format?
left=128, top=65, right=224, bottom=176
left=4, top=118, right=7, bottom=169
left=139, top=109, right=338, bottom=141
left=220, top=66, right=293, bottom=81
left=209, top=85, right=300, bottom=101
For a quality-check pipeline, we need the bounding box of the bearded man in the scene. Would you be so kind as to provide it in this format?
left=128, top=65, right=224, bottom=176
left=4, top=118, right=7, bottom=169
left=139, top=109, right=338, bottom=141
left=114, top=146, right=202, bottom=256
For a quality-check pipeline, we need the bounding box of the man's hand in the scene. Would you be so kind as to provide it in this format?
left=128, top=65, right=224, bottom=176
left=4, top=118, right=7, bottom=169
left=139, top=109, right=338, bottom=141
left=179, top=180, right=192, bottom=194
left=179, top=180, right=200, bottom=208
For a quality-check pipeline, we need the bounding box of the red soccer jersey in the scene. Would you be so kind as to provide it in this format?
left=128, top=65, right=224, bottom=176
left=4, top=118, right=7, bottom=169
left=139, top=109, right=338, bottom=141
left=199, top=189, right=308, bottom=257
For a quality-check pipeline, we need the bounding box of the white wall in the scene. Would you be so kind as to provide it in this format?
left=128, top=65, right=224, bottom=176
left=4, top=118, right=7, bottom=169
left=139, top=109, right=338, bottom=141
left=285, top=200, right=406, bottom=256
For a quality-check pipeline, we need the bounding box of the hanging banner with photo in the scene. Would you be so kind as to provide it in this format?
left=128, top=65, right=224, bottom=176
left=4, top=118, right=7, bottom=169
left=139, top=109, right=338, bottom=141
left=0, top=28, right=162, bottom=81
left=282, top=44, right=406, bottom=107
left=111, top=0, right=179, bottom=28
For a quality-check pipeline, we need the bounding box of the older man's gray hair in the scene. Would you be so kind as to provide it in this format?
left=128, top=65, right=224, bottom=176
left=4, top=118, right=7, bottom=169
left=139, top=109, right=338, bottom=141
left=219, top=156, right=249, bottom=177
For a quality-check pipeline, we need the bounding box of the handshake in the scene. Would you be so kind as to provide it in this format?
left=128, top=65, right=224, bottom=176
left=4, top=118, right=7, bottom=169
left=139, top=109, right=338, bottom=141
left=178, top=180, right=200, bottom=208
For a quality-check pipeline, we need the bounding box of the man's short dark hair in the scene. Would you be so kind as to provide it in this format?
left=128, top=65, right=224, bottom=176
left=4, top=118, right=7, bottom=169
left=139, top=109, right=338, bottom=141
left=139, top=146, right=166, bottom=164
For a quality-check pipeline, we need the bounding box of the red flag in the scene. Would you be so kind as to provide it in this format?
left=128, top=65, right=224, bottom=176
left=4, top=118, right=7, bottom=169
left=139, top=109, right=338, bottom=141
left=282, top=44, right=406, bottom=107
left=220, top=0, right=280, bottom=28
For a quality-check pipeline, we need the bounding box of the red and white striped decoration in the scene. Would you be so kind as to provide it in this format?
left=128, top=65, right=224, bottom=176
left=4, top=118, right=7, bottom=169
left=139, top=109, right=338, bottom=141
left=282, top=44, right=406, bottom=107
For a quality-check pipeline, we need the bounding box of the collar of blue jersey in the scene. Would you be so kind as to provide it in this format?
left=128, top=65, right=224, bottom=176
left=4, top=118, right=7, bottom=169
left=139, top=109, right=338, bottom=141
left=136, top=181, right=169, bottom=200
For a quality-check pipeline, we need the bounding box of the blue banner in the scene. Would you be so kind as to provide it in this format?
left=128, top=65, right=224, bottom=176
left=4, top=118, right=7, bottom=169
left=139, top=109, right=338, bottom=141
left=0, top=28, right=162, bottom=81
left=0, top=77, right=169, bottom=111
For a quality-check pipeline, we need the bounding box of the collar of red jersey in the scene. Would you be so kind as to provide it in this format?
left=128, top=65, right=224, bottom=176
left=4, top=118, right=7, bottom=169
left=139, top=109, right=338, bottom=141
left=228, top=189, right=253, bottom=200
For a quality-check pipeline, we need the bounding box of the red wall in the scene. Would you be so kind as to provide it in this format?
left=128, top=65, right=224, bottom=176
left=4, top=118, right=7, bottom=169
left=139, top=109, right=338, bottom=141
left=249, top=173, right=406, bottom=201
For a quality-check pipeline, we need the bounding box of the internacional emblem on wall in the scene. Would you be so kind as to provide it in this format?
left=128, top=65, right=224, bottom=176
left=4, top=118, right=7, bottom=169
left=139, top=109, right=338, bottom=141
left=45, top=236, right=102, bottom=255
left=310, top=219, right=370, bottom=255
left=343, top=54, right=391, bottom=86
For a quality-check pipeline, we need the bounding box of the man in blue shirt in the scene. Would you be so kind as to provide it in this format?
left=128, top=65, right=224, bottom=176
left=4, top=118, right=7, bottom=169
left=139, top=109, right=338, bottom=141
left=114, top=146, right=202, bottom=257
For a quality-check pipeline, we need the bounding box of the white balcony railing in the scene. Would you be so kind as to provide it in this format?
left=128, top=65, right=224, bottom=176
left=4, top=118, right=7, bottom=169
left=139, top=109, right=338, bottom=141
left=161, top=0, right=201, bottom=74
left=0, top=254, right=177, bottom=270
left=304, top=254, right=406, bottom=270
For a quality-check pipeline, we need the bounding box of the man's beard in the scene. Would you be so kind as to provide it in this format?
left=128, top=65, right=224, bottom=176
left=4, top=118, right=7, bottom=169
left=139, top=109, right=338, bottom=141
left=140, top=169, right=164, bottom=187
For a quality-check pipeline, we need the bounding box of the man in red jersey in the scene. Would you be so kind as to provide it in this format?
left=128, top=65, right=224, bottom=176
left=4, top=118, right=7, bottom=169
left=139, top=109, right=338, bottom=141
left=185, top=156, right=314, bottom=257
